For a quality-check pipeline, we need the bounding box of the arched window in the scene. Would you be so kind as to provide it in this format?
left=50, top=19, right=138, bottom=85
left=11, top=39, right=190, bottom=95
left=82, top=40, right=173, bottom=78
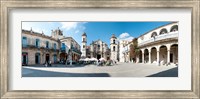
left=170, top=25, right=178, bottom=32
left=83, top=38, right=86, bottom=42
left=159, top=28, right=168, bottom=35
left=113, top=39, right=115, bottom=44
left=113, top=46, right=116, bottom=51
left=151, top=32, right=157, bottom=38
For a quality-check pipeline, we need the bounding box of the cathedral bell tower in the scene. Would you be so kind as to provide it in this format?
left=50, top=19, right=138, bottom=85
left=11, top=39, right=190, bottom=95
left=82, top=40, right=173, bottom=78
left=110, top=34, right=118, bottom=61
left=81, top=32, right=87, bottom=57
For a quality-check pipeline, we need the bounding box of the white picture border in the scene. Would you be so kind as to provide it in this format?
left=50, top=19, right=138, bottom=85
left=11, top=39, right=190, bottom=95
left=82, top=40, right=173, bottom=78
left=9, top=8, right=191, bottom=90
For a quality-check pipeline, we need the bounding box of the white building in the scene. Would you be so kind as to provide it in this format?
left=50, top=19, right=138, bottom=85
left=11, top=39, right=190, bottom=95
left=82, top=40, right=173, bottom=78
left=81, top=32, right=87, bottom=57
left=119, top=40, right=130, bottom=62
left=110, top=34, right=119, bottom=61
left=136, top=22, right=178, bottom=66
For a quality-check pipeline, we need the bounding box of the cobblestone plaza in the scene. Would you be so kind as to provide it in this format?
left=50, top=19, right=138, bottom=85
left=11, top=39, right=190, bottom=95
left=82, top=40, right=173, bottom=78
left=22, top=63, right=178, bottom=77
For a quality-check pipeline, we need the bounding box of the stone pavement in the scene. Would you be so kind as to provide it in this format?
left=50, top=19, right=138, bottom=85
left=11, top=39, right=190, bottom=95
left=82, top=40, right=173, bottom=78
left=22, top=62, right=178, bottom=77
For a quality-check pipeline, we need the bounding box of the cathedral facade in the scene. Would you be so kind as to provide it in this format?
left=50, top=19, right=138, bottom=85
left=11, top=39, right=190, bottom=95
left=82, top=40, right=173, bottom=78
left=81, top=33, right=119, bottom=61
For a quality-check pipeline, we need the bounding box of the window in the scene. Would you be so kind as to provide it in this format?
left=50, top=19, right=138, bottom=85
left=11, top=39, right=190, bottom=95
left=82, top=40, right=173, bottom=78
left=98, top=45, right=100, bottom=49
left=61, top=43, right=66, bottom=51
left=170, top=25, right=178, bottom=32
left=83, top=38, right=86, bottom=42
left=83, top=45, right=85, bottom=48
left=113, top=46, right=116, bottom=51
left=35, top=39, right=40, bottom=48
left=54, top=43, right=56, bottom=50
left=22, top=37, right=27, bottom=47
left=62, top=43, right=65, bottom=47
left=71, top=44, right=74, bottom=48
left=46, top=41, right=49, bottom=48
left=151, top=32, right=157, bottom=38
left=159, top=28, right=168, bottom=35
left=113, top=39, right=115, bottom=44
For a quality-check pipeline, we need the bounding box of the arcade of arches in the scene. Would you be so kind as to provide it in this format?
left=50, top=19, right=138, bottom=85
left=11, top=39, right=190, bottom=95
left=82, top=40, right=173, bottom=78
left=138, top=43, right=178, bottom=65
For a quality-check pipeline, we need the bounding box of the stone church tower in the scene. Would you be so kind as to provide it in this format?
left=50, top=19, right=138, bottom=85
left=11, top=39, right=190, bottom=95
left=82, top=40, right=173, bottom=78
left=110, top=34, right=118, bottom=61
left=81, top=32, right=87, bottom=57
left=51, top=27, right=63, bottom=40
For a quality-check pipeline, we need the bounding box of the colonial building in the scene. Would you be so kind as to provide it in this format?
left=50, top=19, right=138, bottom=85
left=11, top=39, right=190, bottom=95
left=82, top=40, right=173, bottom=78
left=136, top=22, right=178, bottom=65
left=22, top=28, right=81, bottom=65
left=81, top=33, right=110, bottom=60
left=119, top=40, right=132, bottom=62
left=60, top=37, right=81, bottom=63
left=22, top=29, right=60, bottom=65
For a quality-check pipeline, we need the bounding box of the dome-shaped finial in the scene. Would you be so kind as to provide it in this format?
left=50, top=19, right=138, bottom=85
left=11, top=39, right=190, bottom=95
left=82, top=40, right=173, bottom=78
left=82, top=32, right=87, bottom=36
left=111, top=34, right=116, bottom=38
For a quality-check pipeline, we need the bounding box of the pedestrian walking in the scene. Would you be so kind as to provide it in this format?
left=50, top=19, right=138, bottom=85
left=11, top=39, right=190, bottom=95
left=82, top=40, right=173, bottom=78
left=49, top=60, right=52, bottom=67
left=45, top=61, right=48, bottom=67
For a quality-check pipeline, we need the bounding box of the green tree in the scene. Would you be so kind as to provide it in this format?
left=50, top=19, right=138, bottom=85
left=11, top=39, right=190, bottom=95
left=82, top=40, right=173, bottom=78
left=129, top=38, right=139, bottom=62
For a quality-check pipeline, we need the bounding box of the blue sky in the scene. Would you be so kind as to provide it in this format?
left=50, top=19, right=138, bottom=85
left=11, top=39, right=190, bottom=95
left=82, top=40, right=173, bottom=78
left=22, top=22, right=171, bottom=47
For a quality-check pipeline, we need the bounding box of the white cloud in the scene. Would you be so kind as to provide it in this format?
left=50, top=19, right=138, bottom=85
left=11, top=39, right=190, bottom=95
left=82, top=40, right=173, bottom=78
left=60, top=22, right=79, bottom=30
left=75, top=30, right=79, bottom=33
left=123, top=36, right=134, bottom=41
left=119, top=32, right=130, bottom=39
left=60, top=22, right=87, bottom=35
left=118, top=32, right=134, bottom=41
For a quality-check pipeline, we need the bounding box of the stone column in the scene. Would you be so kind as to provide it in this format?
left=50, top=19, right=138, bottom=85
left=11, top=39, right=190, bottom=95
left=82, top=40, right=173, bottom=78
left=142, top=52, right=144, bottom=63
left=149, top=51, right=151, bottom=64
left=167, top=50, right=170, bottom=64
left=157, top=51, right=160, bottom=65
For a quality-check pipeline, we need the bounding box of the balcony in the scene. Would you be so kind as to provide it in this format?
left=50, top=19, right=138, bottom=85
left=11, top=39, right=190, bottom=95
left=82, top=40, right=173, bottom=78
left=71, top=46, right=82, bottom=54
left=22, top=44, right=58, bottom=52
left=138, top=32, right=178, bottom=46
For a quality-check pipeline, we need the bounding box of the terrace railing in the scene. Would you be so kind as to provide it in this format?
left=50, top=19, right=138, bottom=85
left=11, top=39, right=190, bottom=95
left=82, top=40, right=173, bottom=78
left=138, top=31, right=178, bottom=46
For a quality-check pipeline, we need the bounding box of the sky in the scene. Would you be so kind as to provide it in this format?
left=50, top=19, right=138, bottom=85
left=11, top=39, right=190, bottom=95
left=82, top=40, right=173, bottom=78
left=22, top=22, right=171, bottom=47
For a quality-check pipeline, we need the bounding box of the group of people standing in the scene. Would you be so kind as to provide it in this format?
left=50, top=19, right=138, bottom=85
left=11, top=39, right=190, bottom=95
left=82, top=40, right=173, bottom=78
left=45, top=60, right=52, bottom=67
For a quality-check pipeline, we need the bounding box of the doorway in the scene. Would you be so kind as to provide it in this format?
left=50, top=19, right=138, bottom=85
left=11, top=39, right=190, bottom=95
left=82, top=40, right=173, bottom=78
left=35, top=53, right=40, bottom=64
left=170, top=53, right=173, bottom=63
left=22, top=52, right=28, bottom=65
left=46, top=54, right=50, bottom=63
left=97, top=54, right=101, bottom=60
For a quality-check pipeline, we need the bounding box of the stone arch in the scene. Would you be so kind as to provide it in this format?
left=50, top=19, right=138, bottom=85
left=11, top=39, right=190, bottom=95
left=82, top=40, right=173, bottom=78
left=113, top=46, right=116, bottom=51
left=151, top=32, right=157, bottom=38
left=170, top=25, right=178, bottom=32
left=138, top=50, right=143, bottom=63
left=170, top=44, right=178, bottom=64
left=151, top=47, right=157, bottom=63
left=159, top=45, right=167, bottom=65
left=144, top=49, right=149, bottom=63
left=159, top=28, right=168, bottom=35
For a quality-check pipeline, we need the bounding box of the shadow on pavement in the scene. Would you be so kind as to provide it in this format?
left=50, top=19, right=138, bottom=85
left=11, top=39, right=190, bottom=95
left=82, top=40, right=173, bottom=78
left=25, top=64, right=89, bottom=68
left=22, top=67, right=110, bottom=77
left=146, top=67, right=178, bottom=77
